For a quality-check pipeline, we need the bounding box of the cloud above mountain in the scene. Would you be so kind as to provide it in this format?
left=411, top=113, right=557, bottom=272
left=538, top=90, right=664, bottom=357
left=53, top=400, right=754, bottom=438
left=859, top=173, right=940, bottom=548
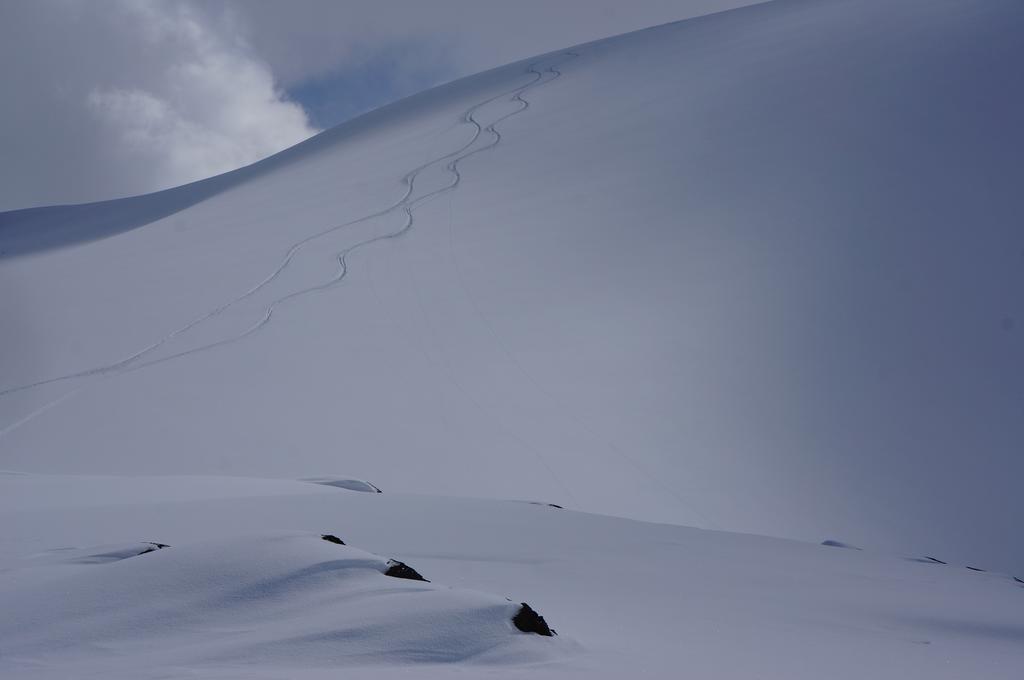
left=0, top=0, right=761, bottom=211
left=1, top=1, right=315, bottom=210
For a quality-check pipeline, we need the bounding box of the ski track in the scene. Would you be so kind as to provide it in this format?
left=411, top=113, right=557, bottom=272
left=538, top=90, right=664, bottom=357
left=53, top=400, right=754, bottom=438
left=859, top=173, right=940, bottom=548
left=0, top=55, right=578, bottom=415
left=0, top=388, right=81, bottom=440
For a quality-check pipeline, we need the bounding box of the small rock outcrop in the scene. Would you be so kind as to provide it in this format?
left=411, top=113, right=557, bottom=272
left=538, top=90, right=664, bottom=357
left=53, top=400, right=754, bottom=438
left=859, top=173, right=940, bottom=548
left=304, top=478, right=382, bottom=493
left=321, top=534, right=346, bottom=545
left=384, top=560, right=429, bottom=582
left=137, top=542, right=170, bottom=556
left=512, top=602, right=555, bottom=636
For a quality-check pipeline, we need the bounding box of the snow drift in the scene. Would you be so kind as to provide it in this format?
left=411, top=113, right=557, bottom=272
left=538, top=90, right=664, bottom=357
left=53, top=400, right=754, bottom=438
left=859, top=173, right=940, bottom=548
left=0, top=529, right=560, bottom=675
left=2, top=472, right=1022, bottom=679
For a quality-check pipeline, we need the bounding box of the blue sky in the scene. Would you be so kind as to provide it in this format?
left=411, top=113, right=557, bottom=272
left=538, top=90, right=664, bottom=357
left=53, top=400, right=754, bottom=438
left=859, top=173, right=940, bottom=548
left=287, top=41, right=455, bottom=130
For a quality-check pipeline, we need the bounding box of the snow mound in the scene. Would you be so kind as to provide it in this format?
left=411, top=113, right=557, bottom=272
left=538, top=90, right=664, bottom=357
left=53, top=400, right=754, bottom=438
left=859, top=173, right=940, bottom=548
left=65, top=540, right=169, bottom=562
left=1, top=472, right=1022, bottom=678
left=23, top=541, right=169, bottom=568
left=0, top=532, right=561, bottom=676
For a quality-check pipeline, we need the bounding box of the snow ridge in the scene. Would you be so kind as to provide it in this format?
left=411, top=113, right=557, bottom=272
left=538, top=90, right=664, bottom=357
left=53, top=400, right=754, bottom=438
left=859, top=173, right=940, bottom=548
left=0, top=54, right=578, bottom=402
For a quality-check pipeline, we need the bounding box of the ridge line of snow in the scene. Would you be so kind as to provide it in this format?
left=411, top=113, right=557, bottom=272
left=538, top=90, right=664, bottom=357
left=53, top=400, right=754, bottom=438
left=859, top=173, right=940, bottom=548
left=0, top=54, right=578, bottom=407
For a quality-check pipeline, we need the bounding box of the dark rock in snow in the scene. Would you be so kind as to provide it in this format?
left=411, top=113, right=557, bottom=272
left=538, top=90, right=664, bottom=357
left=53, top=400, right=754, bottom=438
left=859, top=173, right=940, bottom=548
left=137, top=542, right=170, bottom=556
left=526, top=501, right=563, bottom=509
left=821, top=540, right=861, bottom=550
left=384, top=559, right=429, bottom=582
left=304, top=478, right=382, bottom=493
left=513, top=602, right=555, bottom=636
left=321, top=534, right=345, bottom=545
left=966, top=566, right=986, bottom=572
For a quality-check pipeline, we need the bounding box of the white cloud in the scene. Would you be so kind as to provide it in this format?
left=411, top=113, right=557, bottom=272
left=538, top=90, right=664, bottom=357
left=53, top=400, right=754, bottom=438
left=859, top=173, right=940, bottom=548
left=0, top=0, right=316, bottom=210
left=0, top=0, right=762, bottom=211
left=85, top=1, right=317, bottom=195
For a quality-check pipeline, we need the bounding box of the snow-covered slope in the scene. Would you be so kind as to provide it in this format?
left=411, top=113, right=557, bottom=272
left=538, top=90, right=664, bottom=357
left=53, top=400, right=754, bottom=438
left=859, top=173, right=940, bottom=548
left=2, top=1, right=1024, bottom=675
left=1, top=6, right=1023, bottom=673
left=2, top=472, right=1022, bottom=679
left=1, top=526, right=557, bottom=675
left=3, top=0, right=1023, bottom=570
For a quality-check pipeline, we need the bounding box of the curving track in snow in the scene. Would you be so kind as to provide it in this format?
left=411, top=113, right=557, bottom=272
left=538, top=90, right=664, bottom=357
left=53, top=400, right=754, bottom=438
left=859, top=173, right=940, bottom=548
left=0, top=54, right=577, bottom=403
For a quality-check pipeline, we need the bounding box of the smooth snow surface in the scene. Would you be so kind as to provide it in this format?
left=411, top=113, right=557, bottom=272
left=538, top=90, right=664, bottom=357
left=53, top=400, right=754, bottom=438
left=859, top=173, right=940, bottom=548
left=2, top=473, right=1023, bottom=679
left=2, top=0, right=1023, bottom=676
left=4, top=0, right=1021, bottom=570
left=2, top=526, right=552, bottom=675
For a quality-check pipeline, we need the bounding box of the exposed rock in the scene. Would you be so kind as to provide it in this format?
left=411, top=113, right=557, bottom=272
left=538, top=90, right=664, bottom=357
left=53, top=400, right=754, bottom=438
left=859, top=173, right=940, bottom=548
left=526, top=501, right=563, bottom=509
left=304, top=478, right=382, bottom=493
left=513, top=602, right=555, bottom=636
left=821, top=540, right=861, bottom=550
left=384, top=559, right=428, bottom=582
left=966, top=566, right=986, bottom=572
left=321, top=534, right=345, bottom=545
left=137, top=542, right=170, bottom=556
